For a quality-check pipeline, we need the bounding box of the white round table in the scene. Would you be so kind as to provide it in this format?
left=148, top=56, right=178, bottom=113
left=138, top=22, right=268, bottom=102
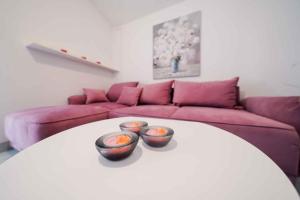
left=0, top=117, right=298, bottom=199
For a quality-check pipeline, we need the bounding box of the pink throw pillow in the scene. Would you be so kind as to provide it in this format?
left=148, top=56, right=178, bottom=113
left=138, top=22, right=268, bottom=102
left=173, top=77, right=239, bottom=108
left=106, top=82, right=139, bottom=102
left=139, top=81, right=173, bottom=105
left=83, top=88, right=108, bottom=104
left=117, top=87, right=143, bottom=106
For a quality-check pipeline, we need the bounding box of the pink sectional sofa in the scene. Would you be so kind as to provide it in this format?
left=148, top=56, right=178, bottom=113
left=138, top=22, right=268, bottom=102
left=4, top=79, right=300, bottom=182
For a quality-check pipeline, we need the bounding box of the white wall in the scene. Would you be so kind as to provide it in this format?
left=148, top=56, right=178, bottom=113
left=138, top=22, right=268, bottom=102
left=112, top=0, right=300, bottom=97
left=1, top=0, right=299, bottom=144
left=0, top=0, right=116, bottom=143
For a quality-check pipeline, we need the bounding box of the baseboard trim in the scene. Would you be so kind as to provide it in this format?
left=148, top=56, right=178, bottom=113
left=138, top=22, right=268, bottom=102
left=0, top=141, right=11, bottom=153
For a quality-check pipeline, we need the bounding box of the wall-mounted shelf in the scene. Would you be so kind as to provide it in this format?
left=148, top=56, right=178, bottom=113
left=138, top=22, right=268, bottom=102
left=26, top=42, right=118, bottom=72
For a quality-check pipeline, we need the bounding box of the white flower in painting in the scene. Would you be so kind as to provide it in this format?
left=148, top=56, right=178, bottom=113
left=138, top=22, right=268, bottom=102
left=192, top=24, right=199, bottom=29
left=153, top=14, right=200, bottom=67
left=192, top=36, right=200, bottom=44
left=178, top=16, right=188, bottom=25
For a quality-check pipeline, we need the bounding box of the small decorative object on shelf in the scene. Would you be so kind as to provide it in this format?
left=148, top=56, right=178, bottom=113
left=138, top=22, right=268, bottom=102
left=140, top=126, right=174, bottom=147
left=81, top=56, right=87, bottom=60
left=96, top=61, right=101, bottom=64
left=119, top=121, right=148, bottom=135
left=95, top=131, right=139, bottom=161
left=60, top=48, right=68, bottom=53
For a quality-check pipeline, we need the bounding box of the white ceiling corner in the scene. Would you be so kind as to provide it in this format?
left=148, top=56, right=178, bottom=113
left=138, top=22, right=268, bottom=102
left=92, top=0, right=185, bottom=26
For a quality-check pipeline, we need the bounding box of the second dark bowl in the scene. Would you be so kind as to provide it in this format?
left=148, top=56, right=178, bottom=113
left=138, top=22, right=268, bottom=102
left=140, top=126, right=174, bottom=147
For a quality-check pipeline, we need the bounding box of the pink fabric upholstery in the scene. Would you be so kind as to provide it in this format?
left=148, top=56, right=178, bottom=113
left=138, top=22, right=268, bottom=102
left=209, top=123, right=299, bottom=178
left=106, top=82, right=138, bottom=102
left=117, top=87, right=142, bottom=106
left=87, top=102, right=128, bottom=110
left=110, top=105, right=299, bottom=178
left=171, top=106, right=294, bottom=130
left=68, top=95, right=86, bottom=105
left=4, top=105, right=108, bottom=150
left=139, top=81, right=173, bottom=105
left=170, top=107, right=299, bottom=177
left=173, top=77, right=239, bottom=108
left=109, top=105, right=178, bottom=119
left=5, top=88, right=300, bottom=180
left=83, top=88, right=108, bottom=104
left=243, top=96, right=300, bottom=134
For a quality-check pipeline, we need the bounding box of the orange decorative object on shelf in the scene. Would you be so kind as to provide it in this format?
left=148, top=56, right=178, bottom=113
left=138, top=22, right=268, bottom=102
left=60, top=49, right=68, bottom=53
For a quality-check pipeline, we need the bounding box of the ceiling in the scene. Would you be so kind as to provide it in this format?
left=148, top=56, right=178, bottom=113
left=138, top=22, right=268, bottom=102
left=92, top=0, right=185, bottom=26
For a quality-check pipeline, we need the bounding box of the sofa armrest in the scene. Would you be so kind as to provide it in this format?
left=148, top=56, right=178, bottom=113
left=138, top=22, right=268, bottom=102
left=242, top=96, right=300, bottom=133
left=67, top=95, right=86, bottom=105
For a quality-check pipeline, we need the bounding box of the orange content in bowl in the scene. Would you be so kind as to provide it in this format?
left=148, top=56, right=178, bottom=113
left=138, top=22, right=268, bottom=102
left=116, top=135, right=131, bottom=145
left=147, top=128, right=168, bottom=136
left=105, top=134, right=131, bottom=147
left=127, top=121, right=142, bottom=128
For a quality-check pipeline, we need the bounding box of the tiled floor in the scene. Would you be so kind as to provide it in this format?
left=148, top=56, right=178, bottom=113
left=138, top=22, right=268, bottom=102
left=0, top=149, right=18, bottom=163
left=0, top=149, right=300, bottom=194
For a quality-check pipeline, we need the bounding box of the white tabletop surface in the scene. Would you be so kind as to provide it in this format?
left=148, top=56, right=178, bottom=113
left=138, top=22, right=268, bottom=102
left=0, top=117, right=298, bottom=200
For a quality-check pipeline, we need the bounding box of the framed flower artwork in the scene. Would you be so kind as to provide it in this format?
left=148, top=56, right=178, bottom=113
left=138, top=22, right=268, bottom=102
left=153, top=11, right=201, bottom=79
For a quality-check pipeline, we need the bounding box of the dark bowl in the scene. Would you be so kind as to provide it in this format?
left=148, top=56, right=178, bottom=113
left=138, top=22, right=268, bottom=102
left=119, top=121, right=148, bottom=135
left=140, top=126, right=174, bottom=147
left=95, top=131, right=139, bottom=161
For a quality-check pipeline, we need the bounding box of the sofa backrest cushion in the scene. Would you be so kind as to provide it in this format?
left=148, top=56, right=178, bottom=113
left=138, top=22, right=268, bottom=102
left=107, top=82, right=139, bottom=102
left=139, top=81, right=173, bottom=105
left=173, top=77, right=239, bottom=108
left=243, top=96, right=300, bottom=134
left=117, top=87, right=143, bottom=106
left=83, top=88, right=109, bottom=104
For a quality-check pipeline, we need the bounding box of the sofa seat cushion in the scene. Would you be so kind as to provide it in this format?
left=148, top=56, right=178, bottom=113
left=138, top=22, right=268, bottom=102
left=171, top=106, right=300, bottom=177
left=88, top=102, right=128, bottom=110
left=208, top=122, right=300, bottom=179
left=109, top=105, right=178, bottom=118
left=5, top=105, right=109, bottom=150
left=11, top=105, right=108, bottom=124
left=171, top=106, right=294, bottom=130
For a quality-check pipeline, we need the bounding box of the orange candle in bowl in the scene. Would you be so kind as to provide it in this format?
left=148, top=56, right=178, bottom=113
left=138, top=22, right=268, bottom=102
left=104, top=134, right=132, bottom=154
left=120, top=121, right=148, bottom=134
left=127, top=121, right=142, bottom=132
left=104, top=134, right=131, bottom=147
left=146, top=127, right=168, bottom=136
left=127, top=121, right=143, bottom=128
left=144, top=127, right=170, bottom=144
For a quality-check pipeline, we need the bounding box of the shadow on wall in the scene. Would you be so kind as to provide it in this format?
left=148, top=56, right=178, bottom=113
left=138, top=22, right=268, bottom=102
left=27, top=48, right=117, bottom=79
